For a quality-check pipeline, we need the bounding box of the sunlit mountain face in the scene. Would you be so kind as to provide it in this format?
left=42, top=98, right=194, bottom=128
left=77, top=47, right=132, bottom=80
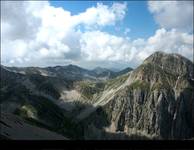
left=0, top=1, right=193, bottom=140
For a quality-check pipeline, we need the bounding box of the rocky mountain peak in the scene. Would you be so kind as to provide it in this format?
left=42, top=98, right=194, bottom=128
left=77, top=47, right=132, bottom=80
left=143, top=51, right=193, bottom=78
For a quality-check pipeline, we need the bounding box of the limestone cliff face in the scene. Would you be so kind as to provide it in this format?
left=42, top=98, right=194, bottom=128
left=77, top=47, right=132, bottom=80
left=83, top=51, right=194, bottom=139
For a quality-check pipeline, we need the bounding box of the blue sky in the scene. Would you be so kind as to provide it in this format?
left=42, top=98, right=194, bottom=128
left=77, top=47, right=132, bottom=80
left=50, top=1, right=158, bottom=39
left=1, top=1, right=193, bottom=68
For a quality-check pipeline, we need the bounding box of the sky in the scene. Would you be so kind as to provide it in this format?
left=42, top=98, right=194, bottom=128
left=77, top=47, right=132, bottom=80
left=1, top=1, right=193, bottom=69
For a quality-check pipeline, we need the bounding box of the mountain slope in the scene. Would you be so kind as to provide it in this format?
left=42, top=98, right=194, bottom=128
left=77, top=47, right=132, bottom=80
left=78, top=51, right=194, bottom=139
left=0, top=112, right=68, bottom=140
left=0, top=51, right=193, bottom=140
left=0, top=66, right=84, bottom=139
left=4, top=64, right=133, bottom=81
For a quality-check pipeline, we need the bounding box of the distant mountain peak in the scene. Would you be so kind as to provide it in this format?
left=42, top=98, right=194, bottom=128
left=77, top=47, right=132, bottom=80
left=93, top=66, right=110, bottom=72
left=93, top=66, right=107, bottom=70
left=67, top=64, right=79, bottom=67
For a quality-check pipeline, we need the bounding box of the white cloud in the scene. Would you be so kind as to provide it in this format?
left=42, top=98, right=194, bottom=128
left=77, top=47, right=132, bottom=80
left=1, top=1, right=193, bottom=69
left=1, top=1, right=49, bottom=40
left=1, top=1, right=128, bottom=67
left=136, top=28, right=193, bottom=61
left=74, top=2, right=127, bottom=27
left=148, top=1, right=193, bottom=32
left=79, top=29, right=193, bottom=68
left=80, top=30, right=132, bottom=62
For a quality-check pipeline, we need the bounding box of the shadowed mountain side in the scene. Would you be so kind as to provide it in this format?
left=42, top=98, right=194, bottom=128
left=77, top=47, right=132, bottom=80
left=0, top=99, right=155, bottom=140
left=0, top=112, right=68, bottom=140
left=0, top=66, right=81, bottom=139
left=77, top=106, right=159, bottom=140
left=171, top=87, right=194, bottom=139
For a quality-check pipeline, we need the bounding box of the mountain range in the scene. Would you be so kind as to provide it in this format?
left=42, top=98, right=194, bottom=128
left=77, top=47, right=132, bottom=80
left=0, top=51, right=193, bottom=140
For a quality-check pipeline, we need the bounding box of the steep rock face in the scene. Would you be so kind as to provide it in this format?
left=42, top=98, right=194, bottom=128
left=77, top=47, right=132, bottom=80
left=82, top=51, right=194, bottom=139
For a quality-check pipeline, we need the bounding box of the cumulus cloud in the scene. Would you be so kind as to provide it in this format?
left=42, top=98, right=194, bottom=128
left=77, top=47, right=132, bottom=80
left=1, top=1, right=193, bottom=69
left=74, top=2, right=127, bottom=27
left=1, top=1, right=49, bottom=40
left=79, top=28, right=193, bottom=68
left=148, top=1, right=193, bottom=32
left=80, top=31, right=131, bottom=61
left=1, top=1, right=128, bottom=67
left=135, top=28, right=193, bottom=61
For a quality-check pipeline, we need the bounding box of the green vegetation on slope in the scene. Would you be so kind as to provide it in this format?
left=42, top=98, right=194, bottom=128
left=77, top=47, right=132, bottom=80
left=129, top=80, right=150, bottom=90
left=133, top=63, right=178, bottom=89
left=15, top=104, right=37, bottom=119
left=78, top=81, right=105, bottom=100
left=105, top=73, right=129, bottom=90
